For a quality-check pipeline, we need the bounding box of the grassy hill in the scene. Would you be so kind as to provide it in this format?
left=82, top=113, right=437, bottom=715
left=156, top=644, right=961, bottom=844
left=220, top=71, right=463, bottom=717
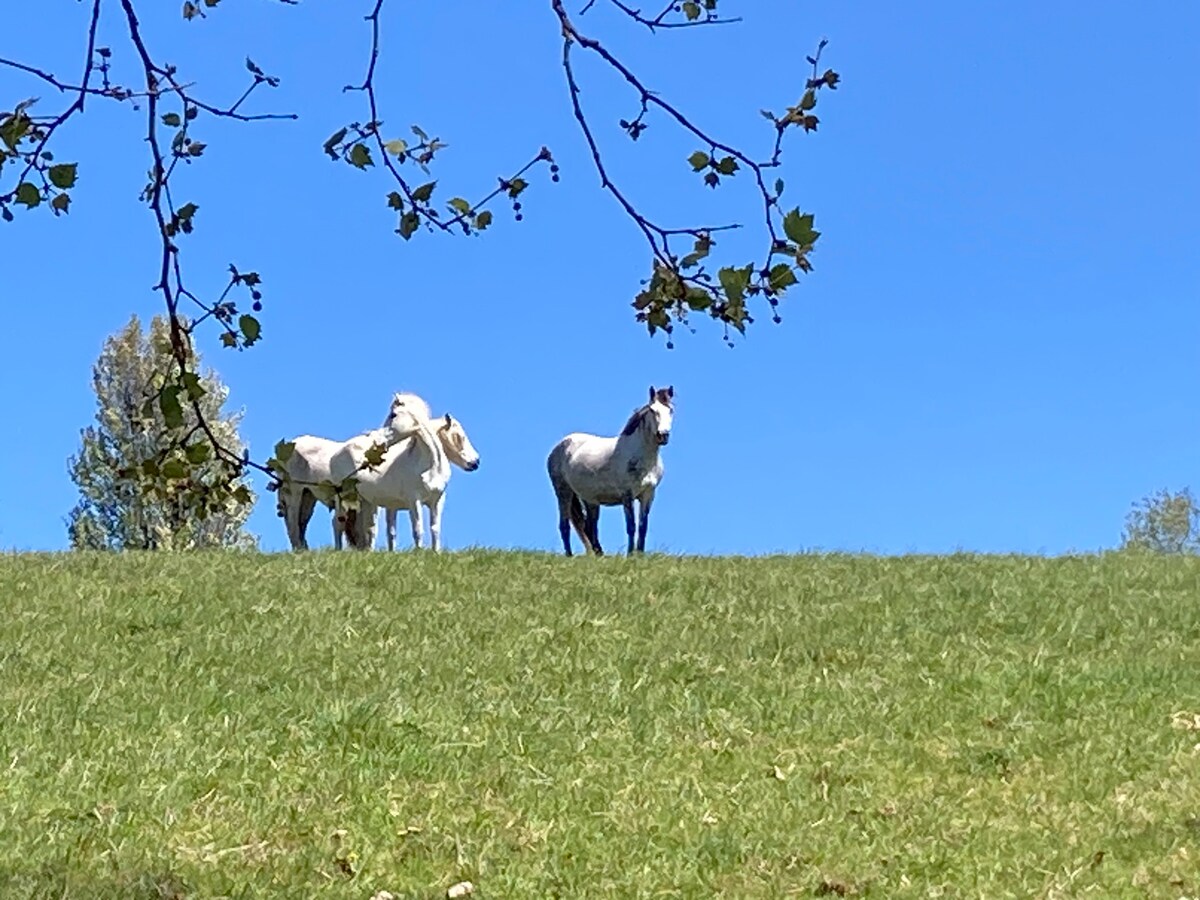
left=2, top=551, right=1198, bottom=897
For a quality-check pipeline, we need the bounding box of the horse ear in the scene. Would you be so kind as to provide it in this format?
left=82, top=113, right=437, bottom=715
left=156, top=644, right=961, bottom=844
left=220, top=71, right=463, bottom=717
left=648, top=385, right=655, bottom=403
left=444, top=413, right=452, bottom=427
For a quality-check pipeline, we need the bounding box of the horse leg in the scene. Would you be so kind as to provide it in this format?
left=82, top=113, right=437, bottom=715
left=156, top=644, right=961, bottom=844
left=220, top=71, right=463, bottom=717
left=297, top=490, right=317, bottom=550
left=281, top=491, right=300, bottom=550
left=622, top=495, right=636, bottom=555
left=429, top=495, right=444, bottom=553
left=636, top=490, right=655, bottom=553
left=585, top=503, right=604, bottom=556
left=333, top=503, right=345, bottom=550
left=557, top=495, right=574, bottom=556
left=386, top=508, right=398, bottom=552
left=409, top=505, right=423, bottom=549
left=360, top=503, right=378, bottom=551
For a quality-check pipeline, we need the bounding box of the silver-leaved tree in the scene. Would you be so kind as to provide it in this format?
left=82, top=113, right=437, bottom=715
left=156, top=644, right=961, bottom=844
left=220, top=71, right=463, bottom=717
left=1121, top=488, right=1200, bottom=555
left=68, top=315, right=256, bottom=550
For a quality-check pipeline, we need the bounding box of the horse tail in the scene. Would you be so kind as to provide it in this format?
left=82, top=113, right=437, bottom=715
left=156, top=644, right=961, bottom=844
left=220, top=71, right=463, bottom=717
left=568, top=492, right=587, bottom=537
left=341, top=507, right=360, bottom=548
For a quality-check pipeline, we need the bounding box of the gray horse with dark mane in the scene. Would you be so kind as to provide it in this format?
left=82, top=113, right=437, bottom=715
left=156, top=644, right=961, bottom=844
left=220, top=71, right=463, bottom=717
left=547, top=386, right=674, bottom=556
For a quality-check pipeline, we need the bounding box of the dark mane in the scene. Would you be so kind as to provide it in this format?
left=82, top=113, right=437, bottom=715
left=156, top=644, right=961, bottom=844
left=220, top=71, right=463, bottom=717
left=620, top=406, right=647, bottom=437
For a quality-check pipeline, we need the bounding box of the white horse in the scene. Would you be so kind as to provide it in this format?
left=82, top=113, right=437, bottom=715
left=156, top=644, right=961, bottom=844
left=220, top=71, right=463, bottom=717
left=330, top=399, right=481, bottom=552
left=276, top=393, right=428, bottom=550
left=547, top=385, right=674, bottom=556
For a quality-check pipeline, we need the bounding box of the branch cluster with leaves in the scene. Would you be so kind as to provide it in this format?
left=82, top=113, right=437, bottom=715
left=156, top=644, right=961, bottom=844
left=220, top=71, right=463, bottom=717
left=1, top=0, right=836, bottom=512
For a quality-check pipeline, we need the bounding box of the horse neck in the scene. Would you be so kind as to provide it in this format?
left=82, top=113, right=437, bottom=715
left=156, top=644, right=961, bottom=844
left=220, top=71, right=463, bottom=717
left=410, top=416, right=449, bottom=477
left=616, top=418, right=659, bottom=462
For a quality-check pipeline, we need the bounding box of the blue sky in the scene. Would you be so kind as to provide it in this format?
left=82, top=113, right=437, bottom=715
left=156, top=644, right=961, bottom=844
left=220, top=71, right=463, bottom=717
left=2, top=2, right=1197, bottom=555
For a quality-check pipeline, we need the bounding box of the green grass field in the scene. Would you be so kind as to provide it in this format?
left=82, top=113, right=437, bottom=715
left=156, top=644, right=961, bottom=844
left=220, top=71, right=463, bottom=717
left=2, top=551, right=1199, bottom=898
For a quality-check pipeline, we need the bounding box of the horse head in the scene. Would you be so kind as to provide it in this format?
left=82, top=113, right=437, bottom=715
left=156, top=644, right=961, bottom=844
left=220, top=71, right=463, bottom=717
left=435, top=413, right=481, bottom=472
left=647, top=384, right=674, bottom=446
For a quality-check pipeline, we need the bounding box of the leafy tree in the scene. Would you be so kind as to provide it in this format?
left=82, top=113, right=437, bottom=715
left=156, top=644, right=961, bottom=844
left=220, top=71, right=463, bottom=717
left=67, top=314, right=256, bottom=551
left=2, top=0, right=838, bottom=502
left=1121, top=487, right=1200, bottom=555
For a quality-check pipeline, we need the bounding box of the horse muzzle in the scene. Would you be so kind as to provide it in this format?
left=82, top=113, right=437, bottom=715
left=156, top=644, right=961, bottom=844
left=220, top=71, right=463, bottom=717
left=465, top=459, right=481, bottom=472
left=656, top=432, right=670, bottom=446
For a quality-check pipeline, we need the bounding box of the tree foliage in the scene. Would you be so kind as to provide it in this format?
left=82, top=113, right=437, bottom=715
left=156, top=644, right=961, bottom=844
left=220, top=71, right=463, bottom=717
left=1121, top=487, right=1200, bottom=555
left=67, top=315, right=256, bottom=551
left=2, top=0, right=838, bottom=500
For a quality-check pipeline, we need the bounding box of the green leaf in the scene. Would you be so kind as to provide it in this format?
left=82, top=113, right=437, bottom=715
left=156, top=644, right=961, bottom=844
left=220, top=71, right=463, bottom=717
left=703, top=172, right=719, bottom=189
left=220, top=332, right=238, bottom=348
left=447, top=197, right=471, bottom=215
left=161, top=459, right=187, bottom=480
left=239, top=313, right=261, bottom=345
left=161, top=112, right=181, bottom=127
left=412, top=181, right=436, bottom=203
left=774, top=178, right=784, bottom=197
left=411, top=124, right=428, bottom=141
left=348, top=143, right=373, bottom=169
left=799, top=89, right=817, bottom=111
left=682, top=1, right=701, bottom=19
left=0, top=111, right=33, bottom=151
left=310, top=480, right=337, bottom=505
left=177, top=202, right=198, bottom=220
left=506, top=177, right=528, bottom=199
left=273, top=440, right=296, bottom=464
left=187, top=141, right=206, bottom=157
left=159, top=387, right=184, bottom=430
left=386, top=191, right=404, bottom=211
left=14, top=182, right=40, bottom=208
left=783, top=208, right=818, bottom=247
left=185, top=441, right=211, bottom=464
left=323, top=128, right=348, bottom=159
left=684, top=287, right=712, bottom=310
left=768, top=263, right=798, bottom=290
left=680, top=233, right=712, bottom=269
left=718, top=265, right=751, bottom=305
left=181, top=370, right=206, bottom=401
left=362, top=442, right=388, bottom=469
left=473, top=209, right=493, bottom=230
left=51, top=193, right=70, bottom=214
left=384, top=139, right=408, bottom=158
left=397, top=211, right=419, bottom=240
left=687, top=150, right=710, bottom=171
left=713, top=156, right=738, bottom=176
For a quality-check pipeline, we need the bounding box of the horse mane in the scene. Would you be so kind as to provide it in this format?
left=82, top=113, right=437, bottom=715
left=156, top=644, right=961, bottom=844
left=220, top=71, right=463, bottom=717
left=620, top=406, right=647, bottom=437
left=385, top=391, right=433, bottom=426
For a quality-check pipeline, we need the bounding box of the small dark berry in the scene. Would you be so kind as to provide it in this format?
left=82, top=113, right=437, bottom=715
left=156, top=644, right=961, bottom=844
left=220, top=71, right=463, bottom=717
left=550, top=164, right=559, bottom=173
left=253, top=301, right=262, bottom=312
left=513, top=202, right=522, bottom=211
left=515, top=213, right=523, bottom=222
left=772, top=314, right=782, bottom=324
left=551, top=174, right=560, bottom=182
